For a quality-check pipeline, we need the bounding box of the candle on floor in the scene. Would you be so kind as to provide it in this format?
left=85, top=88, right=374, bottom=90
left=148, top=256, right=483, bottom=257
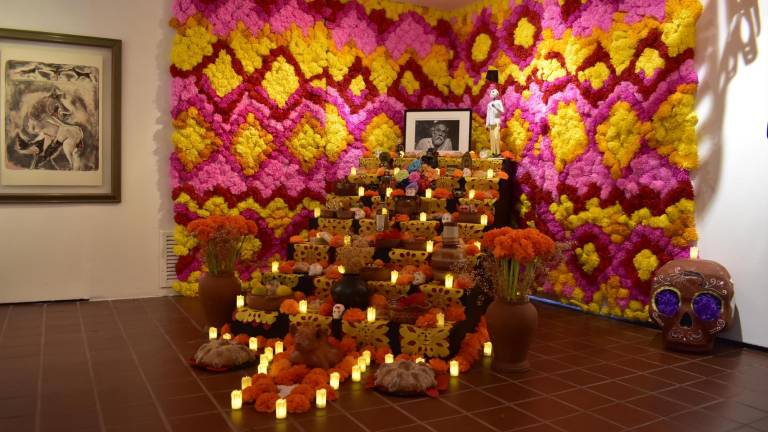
left=350, top=167, right=357, bottom=177
left=436, top=312, right=445, bottom=328
left=264, top=347, right=273, bottom=361
left=248, top=337, right=258, bottom=351
left=338, top=265, right=345, bottom=274
left=241, top=376, right=252, bottom=389
left=384, top=353, right=394, bottom=364
left=271, top=260, right=279, bottom=273
left=298, top=299, right=308, bottom=314
left=425, top=188, right=432, bottom=199
left=419, top=212, right=427, bottom=222
left=366, top=307, right=376, bottom=322
left=208, top=327, right=217, bottom=340
left=358, top=186, right=364, bottom=197
left=314, top=207, right=321, bottom=218
left=486, top=168, right=493, bottom=179
left=426, top=240, right=434, bottom=253
left=351, top=365, right=361, bottom=382
left=449, top=360, right=459, bottom=377
left=231, top=390, right=242, bottom=410
left=362, top=350, right=372, bottom=366
left=390, top=270, right=399, bottom=284
left=480, top=214, right=488, bottom=226
left=274, top=341, right=283, bottom=354
left=316, top=388, right=327, bottom=408
left=484, top=341, right=493, bottom=357
left=444, top=273, right=454, bottom=289
left=222, top=333, right=232, bottom=340
left=275, top=398, right=287, bottom=419
left=357, top=356, right=367, bottom=373
left=330, top=372, right=340, bottom=390
left=236, top=295, right=245, bottom=309
left=690, top=246, right=699, bottom=260
left=344, top=235, right=351, bottom=246
left=468, top=189, right=476, bottom=199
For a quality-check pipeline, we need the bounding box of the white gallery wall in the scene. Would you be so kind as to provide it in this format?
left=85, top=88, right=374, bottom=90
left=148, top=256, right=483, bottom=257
left=695, top=0, right=767, bottom=348
left=0, top=0, right=176, bottom=302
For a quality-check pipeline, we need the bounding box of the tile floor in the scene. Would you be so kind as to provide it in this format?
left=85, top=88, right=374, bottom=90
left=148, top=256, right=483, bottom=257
left=1, top=298, right=767, bottom=432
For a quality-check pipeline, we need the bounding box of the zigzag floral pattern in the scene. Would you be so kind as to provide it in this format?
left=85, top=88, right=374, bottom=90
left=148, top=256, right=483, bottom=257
left=169, top=0, right=701, bottom=321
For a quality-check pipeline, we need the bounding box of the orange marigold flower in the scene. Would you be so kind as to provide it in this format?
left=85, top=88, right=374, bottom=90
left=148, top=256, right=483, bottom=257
left=279, top=262, right=294, bottom=273
left=301, top=373, right=327, bottom=388
left=415, top=312, right=436, bottom=328
left=233, top=333, right=250, bottom=345
left=395, top=354, right=412, bottom=362
left=428, top=358, right=448, bottom=373
left=254, top=393, right=279, bottom=412
left=286, top=393, right=311, bottom=413
left=370, top=294, right=387, bottom=308
left=342, top=308, right=366, bottom=323
left=446, top=305, right=466, bottom=321
left=279, top=299, right=300, bottom=315
left=289, top=235, right=305, bottom=244
left=289, top=384, right=315, bottom=400
left=318, top=301, right=333, bottom=316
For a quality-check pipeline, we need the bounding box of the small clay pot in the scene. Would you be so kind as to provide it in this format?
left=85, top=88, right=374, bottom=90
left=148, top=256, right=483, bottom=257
left=336, top=209, right=355, bottom=219
left=198, top=272, right=242, bottom=327
left=485, top=300, right=538, bottom=373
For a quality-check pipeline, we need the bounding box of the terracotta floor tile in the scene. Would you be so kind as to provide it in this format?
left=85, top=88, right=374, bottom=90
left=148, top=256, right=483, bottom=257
left=702, top=400, right=768, bottom=424
left=686, top=378, right=744, bottom=398
left=514, top=396, right=581, bottom=420
left=398, top=397, right=463, bottom=421
left=513, top=423, right=567, bottom=432
left=553, top=369, right=608, bottom=387
left=650, top=367, right=704, bottom=384
left=168, top=412, right=231, bottom=432
left=668, top=409, right=743, bottom=432
left=734, top=390, right=768, bottom=412
left=426, top=414, right=497, bottom=432
left=750, top=417, right=768, bottom=432
left=160, top=394, right=218, bottom=418
left=617, top=357, right=665, bottom=373
left=587, top=381, right=647, bottom=401
left=440, top=389, right=507, bottom=412
left=550, top=412, right=623, bottom=432
left=336, top=388, right=390, bottom=412
left=658, top=386, right=721, bottom=407
left=618, top=374, right=677, bottom=392
left=627, top=393, right=690, bottom=417
left=474, top=405, right=541, bottom=430
left=680, top=361, right=729, bottom=378
left=552, top=389, right=614, bottom=411
left=626, top=418, right=696, bottom=432
left=553, top=353, right=600, bottom=369
left=529, top=358, right=574, bottom=374
left=593, top=402, right=660, bottom=428
left=483, top=381, right=543, bottom=403
left=354, top=406, right=417, bottom=431
left=583, top=363, right=636, bottom=379
left=518, top=375, right=576, bottom=395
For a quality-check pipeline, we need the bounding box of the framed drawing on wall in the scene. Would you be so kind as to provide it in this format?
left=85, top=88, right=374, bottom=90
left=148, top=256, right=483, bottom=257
left=0, top=28, right=121, bottom=203
left=403, top=109, right=472, bottom=154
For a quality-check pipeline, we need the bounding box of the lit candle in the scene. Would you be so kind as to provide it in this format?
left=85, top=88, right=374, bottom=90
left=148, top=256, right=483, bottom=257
left=484, top=341, right=493, bottom=357
left=393, top=167, right=400, bottom=176
left=425, top=188, right=432, bottom=199
left=415, top=357, right=425, bottom=364
left=275, top=398, right=287, bottom=419
left=314, top=207, right=322, bottom=218
left=444, top=273, right=454, bottom=289
left=362, top=350, right=372, bottom=366
left=316, top=388, right=327, bottom=408
left=222, top=333, right=232, bottom=340
left=298, top=299, right=308, bottom=314
left=436, top=312, right=445, bottom=327
left=236, top=295, right=245, bottom=308
left=264, top=347, right=273, bottom=361
left=208, top=327, right=218, bottom=340
left=275, top=341, right=284, bottom=354
left=241, top=376, right=252, bottom=389
left=449, top=360, right=459, bottom=377
left=384, top=353, right=394, bottom=364
left=249, top=337, right=258, bottom=351
left=474, top=240, right=481, bottom=251
left=385, top=187, right=392, bottom=198
left=271, top=260, right=279, bottom=273
left=468, top=189, right=476, bottom=199
left=436, top=168, right=441, bottom=177
left=690, top=246, right=699, bottom=260
left=344, top=235, right=351, bottom=246
left=257, top=362, right=268, bottom=374
left=357, top=356, right=367, bottom=373
left=351, top=365, right=361, bottom=382
left=390, top=270, right=399, bottom=284
left=358, top=186, right=364, bottom=197
left=350, top=167, right=357, bottom=176
left=426, top=240, right=434, bottom=253
left=330, top=372, right=340, bottom=390
left=366, top=307, right=376, bottom=322
left=486, top=168, right=493, bottom=179
left=337, top=265, right=345, bottom=274
left=419, top=212, right=427, bottom=222
left=231, top=390, right=243, bottom=410
left=381, top=207, right=388, bottom=215
left=480, top=214, right=488, bottom=226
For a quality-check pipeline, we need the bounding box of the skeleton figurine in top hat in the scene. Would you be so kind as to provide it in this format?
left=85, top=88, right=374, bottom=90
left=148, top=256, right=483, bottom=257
left=485, top=88, right=504, bottom=156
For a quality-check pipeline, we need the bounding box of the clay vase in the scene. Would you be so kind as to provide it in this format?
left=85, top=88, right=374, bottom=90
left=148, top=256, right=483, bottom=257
left=198, top=272, right=242, bottom=328
left=331, top=273, right=369, bottom=310
left=485, top=300, right=538, bottom=373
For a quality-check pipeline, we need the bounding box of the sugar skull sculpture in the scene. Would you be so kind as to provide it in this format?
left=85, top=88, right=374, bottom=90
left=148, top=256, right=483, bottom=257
left=650, top=259, right=734, bottom=353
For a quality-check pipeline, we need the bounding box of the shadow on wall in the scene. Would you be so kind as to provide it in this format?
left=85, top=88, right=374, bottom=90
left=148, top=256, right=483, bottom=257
left=154, top=0, right=176, bottom=233
left=695, top=0, right=761, bottom=217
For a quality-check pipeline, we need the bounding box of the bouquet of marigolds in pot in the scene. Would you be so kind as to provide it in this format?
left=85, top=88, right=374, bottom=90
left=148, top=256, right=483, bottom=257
left=187, top=215, right=258, bottom=275
left=481, top=227, right=556, bottom=303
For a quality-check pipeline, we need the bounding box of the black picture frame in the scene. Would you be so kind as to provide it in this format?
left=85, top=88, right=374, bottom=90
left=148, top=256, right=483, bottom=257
left=0, top=28, right=121, bottom=203
left=403, top=109, right=472, bottom=155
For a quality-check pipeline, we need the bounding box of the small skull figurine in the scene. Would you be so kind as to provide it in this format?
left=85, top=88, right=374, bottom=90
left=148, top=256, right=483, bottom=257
left=332, top=303, right=346, bottom=320
left=650, top=259, right=734, bottom=353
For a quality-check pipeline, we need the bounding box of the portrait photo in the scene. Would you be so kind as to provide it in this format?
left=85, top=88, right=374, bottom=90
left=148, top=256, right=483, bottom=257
left=404, top=109, right=471, bottom=154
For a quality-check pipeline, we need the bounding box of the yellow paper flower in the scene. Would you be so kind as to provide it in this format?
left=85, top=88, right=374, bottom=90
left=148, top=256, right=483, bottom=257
left=501, top=109, right=531, bottom=158
left=324, top=104, right=353, bottom=162
left=662, top=0, right=702, bottom=57
left=549, top=102, right=588, bottom=171
left=649, top=85, right=698, bottom=169
left=514, top=18, right=536, bottom=48
left=575, top=242, right=600, bottom=274
left=596, top=102, right=651, bottom=178
left=635, top=48, right=665, bottom=77
left=173, top=225, right=198, bottom=256
left=633, top=249, right=659, bottom=281
left=171, top=18, right=216, bottom=71
left=204, top=51, right=242, bottom=97
left=232, top=113, right=274, bottom=176
left=471, top=33, right=493, bottom=63
left=172, top=108, right=221, bottom=171
left=228, top=23, right=275, bottom=74
left=262, top=56, right=300, bottom=108
left=362, top=114, right=402, bottom=153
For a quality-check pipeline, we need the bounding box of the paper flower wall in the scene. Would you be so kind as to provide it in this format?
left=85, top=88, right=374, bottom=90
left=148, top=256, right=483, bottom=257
left=169, top=0, right=701, bottom=321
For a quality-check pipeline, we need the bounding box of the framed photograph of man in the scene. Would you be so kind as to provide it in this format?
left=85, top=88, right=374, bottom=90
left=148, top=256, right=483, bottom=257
left=403, top=109, right=471, bottom=154
left=0, top=28, right=121, bottom=203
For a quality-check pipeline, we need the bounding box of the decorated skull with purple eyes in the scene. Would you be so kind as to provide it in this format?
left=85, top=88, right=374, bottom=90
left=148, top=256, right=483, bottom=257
left=650, top=259, right=734, bottom=353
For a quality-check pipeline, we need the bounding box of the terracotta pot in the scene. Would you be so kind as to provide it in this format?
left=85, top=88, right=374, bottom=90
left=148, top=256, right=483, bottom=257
left=331, top=273, right=369, bottom=310
left=245, top=294, right=290, bottom=311
left=198, top=272, right=242, bottom=328
left=485, top=300, right=538, bottom=373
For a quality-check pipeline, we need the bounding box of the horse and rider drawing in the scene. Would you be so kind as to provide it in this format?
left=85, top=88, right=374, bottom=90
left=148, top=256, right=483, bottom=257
left=4, top=60, right=99, bottom=172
